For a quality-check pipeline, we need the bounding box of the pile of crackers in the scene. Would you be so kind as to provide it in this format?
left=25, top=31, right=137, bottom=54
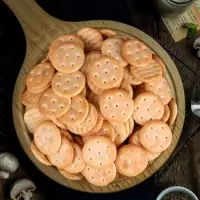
left=21, top=27, right=177, bottom=187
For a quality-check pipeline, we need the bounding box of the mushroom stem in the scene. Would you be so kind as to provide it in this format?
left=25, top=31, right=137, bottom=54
left=21, top=190, right=33, bottom=200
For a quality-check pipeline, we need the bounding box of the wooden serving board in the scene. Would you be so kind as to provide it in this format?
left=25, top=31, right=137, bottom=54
left=3, top=0, right=185, bottom=193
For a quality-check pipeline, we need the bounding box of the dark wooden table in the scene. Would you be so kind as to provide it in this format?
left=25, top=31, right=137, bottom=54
left=1, top=0, right=200, bottom=199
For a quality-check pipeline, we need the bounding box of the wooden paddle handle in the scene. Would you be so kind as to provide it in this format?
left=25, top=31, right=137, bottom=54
left=2, top=0, right=62, bottom=44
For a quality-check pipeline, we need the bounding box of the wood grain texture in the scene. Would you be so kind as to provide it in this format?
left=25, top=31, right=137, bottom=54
left=3, top=0, right=185, bottom=193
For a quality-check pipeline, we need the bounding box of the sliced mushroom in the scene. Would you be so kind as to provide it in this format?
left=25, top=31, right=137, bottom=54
left=10, top=178, right=36, bottom=200
left=0, top=170, right=9, bottom=179
left=0, top=152, right=19, bottom=173
left=193, top=37, right=200, bottom=58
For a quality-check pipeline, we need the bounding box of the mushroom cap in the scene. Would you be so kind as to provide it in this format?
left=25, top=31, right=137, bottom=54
left=0, top=152, right=19, bottom=173
left=0, top=170, right=10, bottom=179
left=10, top=178, right=36, bottom=200
left=193, top=37, right=200, bottom=50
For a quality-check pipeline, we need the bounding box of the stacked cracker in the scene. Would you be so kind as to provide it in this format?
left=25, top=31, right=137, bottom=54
left=21, top=28, right=177, bottom=187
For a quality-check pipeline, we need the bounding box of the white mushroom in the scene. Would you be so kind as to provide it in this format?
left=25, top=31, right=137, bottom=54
left=0, top=152, right=19, bottom=173
left=10, top=178, right=36, bottom=200
left=193, top=37, right=200, bottom=58
left=0, top=170, right=9, bottom=179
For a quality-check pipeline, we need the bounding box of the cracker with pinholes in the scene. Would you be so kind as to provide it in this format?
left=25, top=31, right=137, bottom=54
left=100, top=89, right=134, bottom=123
left=121, top=39, right=152, bottom=67
left=64, top=143, right=85, bottom=174
left=59, top=94, right=89, bottom=126
left=101, top=37, right=128, bottom=68
left=52, top=71, right=85, bottom=98
left=82, top=163, right=116, bottom=186
left=38, top=87, right=71, bottom=119
left=50, top=34, right=84, bottom=52
left=49, top=42, right=85, bottom=74
left=52, top=118, right=68, bottom=130
left=26, top=62, right=55, bottom=94
left=82, top=136, right=117, bottom=168
left=89, top=55, right=123, bottom=90
left=115, top=144, right=148, bottom=177
left=161, top=105, right=170, bottom=123
left=132, top=92, right=164, bottom=125
left=68, top=103, right=98, bottom=135
left=34, top=121, right=62, bottom=155
left=77, top=28, right=103, bottom=52
left=139, top=120, right=172, bottom=153
left=144, top=76, right=172, bottom=105
left=48, top=136, right=74, bottom=169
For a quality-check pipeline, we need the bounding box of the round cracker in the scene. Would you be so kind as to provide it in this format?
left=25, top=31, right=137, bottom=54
left=30, top=142, right=51, bottom=165
left=100, top=89, right=134, bottom=123
left=59, top=170, right=83, bottom=180
left=82, top=136, right=117, bottom=168
left=87, top=75, right=105, bottom=95
left=89, top=56, right=123, bottom=89
left=52, top=71, right=85, bottom=98
left=81, top=51, right=101, bottom=76
left=21, top=89, right=41, bottom=107
left=49, top=42, right=85, bottom=73
left=52, top=118, right=68, bottom=130
left=167, top=98, right=178, bottom=125
left=100, top=29, right=117, bottom=39
left=59, top=129, right=73, bottom=141
left=26, top=62, right=55, bottom=93
left=124, top=66, right=142, bottom=85
left=132, top=92, right=164, bottom=125
left=120, top=79, right=133, bottom=98
left=50, top=34, right=84, bottom=51
left=111, top=122, right=127, bottom=147
left=38, top=87, right=71, bottom=118
left=68, top=103, right=98, bottom=135
left=82, top=163, right=116, bottom=186
left=24, top=108, right=47, bottom=134
left=121, top=39, right=152, bottom=67
left=130, top=60, right=162, bottom=83
left=34, top=121, right=61, bottom=155
left=139, top=120, right=172, bottom=153
left=152, top=54, right=166, bottom=76
left=101, top=37, right=128, bottom=68
left=77, top=28, right=103, bottom=52
left=124, top=119, right=130, bottom=137
left=64, top=143, right=85, bottom=174
left=144, top=76, right=172, bottom=105
left=48, top=136, right=74, bottom=168
left=161, top=105, right=170, bottom=123
left=115, top=144, right=148, bottom=177
left=59, top=94, right=89, bottom=126
left=146, top=151, right=160, bottom=162
left=28, top=83, right=51, bottom=94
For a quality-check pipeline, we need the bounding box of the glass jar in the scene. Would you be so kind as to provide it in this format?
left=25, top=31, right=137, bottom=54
left=154, top=0, right=197, bottom=17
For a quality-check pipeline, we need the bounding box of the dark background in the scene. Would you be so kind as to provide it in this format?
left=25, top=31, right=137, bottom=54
left=0, top=0, right=161, bottom=199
